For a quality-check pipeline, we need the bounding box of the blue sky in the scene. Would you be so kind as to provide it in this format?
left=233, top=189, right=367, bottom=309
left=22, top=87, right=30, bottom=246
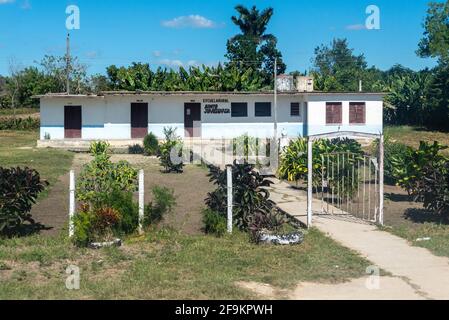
left=0, top=0, right=439, bottom=76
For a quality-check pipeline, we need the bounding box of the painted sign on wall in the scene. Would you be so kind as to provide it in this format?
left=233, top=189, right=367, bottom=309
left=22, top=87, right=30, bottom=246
left=203, top=99, right=230, bottom=115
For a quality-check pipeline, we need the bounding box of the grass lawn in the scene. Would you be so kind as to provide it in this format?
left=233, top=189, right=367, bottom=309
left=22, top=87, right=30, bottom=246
left=382, top=126, right=449, bottom=258
left=0, top=130, right=74, bottom=198
left=0, top=228, right=371, bottom=300
left=385, top=125, right=449, bottom=150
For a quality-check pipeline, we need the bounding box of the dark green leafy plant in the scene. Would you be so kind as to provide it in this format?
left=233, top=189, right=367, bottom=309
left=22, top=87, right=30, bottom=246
left=143, top=133, right=159, bottom=156
left=144, top=186, right=177, bottom=226
left=205, top=161, right=274, bottom=230
left=157, top=127, right=184, bottom=173
left=0, top=167, right=48, bottom=236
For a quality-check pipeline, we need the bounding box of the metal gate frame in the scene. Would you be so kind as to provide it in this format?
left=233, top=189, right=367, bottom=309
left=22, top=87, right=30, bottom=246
left=306, top=131, right=384, bottom=228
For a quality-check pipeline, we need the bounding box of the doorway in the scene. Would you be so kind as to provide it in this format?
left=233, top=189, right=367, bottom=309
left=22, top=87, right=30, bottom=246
left=131, top=103, right=149, bottom=139
left=184, top=103, right=201, bottom=137
left=64, top=105, right=82, bottom=139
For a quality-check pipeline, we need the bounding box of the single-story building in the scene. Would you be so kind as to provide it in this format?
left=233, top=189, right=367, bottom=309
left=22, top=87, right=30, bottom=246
left=36, top=90, right=385, bottom=145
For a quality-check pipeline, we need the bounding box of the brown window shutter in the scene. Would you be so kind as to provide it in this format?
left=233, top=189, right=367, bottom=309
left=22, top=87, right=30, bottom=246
left=326, top=103, right=342, bottom=124
left=350, top=103, right=366, bottom=124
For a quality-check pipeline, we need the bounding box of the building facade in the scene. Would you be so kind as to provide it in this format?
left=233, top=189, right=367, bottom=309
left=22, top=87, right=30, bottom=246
left=37, top=91, right=384, bottom=142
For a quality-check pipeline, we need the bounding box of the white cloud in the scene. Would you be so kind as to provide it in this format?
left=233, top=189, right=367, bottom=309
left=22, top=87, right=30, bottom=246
left=162, top=15, right=216, bottom=29
left=345, top=24, right=368, bottom=31
left=0, top=0, right=15, bottom=4
left=159, top=59, right=184, bottom=67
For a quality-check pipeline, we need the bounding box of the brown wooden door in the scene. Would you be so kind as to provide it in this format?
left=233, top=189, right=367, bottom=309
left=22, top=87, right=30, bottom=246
left=131, top=103, right=148, bottom=139
left=64, top=105, right=82, bottom=139
left=184, top=103, right=201, bottom=137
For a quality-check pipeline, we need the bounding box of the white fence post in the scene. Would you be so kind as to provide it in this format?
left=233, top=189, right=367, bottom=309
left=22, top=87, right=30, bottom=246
left=307, top=138, right=313, bottom=228
left=379, top=135, right=384, bottom=225
left=227, top=165, right=233, bottom=234
left=138, top=169, right=145, bottom=235
left=69, top=170, right=75, bottom=238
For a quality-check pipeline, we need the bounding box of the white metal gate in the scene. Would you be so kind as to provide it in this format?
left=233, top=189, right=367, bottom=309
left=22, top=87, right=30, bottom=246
left=316, top=152, right=381, bottom=223
left=306, top=132, right=384, bottom=228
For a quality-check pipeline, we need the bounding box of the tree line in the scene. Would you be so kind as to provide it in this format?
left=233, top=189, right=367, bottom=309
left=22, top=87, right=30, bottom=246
left=0, top=2, right=448, bottom=130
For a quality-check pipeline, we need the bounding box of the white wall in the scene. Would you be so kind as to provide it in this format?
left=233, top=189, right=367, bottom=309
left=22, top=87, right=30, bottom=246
left=39, top=93, right=383, bottom=141
left=306, top=94, right=383, bottom=136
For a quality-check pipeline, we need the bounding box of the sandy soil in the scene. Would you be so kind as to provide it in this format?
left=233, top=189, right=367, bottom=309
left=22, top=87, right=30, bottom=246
left=30, top=154, right=214, bottom=236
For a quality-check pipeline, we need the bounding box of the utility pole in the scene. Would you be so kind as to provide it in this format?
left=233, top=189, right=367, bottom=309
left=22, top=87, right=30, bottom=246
left=66, top=33, right=71, bottom=95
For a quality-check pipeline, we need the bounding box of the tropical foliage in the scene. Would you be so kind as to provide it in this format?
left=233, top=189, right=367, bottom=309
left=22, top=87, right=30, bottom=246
left=278, top=138, right=364, bottom=187
left=205, top=161, right=274, bottom=230
left=392, top=141, right=449, bottom=218
left=0, top=167, right=48, bottom=236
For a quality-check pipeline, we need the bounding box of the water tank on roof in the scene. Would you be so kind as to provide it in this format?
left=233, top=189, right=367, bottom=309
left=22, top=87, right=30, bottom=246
left=296, top=76, right=314, bottom=92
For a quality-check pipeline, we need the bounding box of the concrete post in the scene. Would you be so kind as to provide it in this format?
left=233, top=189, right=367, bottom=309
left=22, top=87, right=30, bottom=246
left=138, top=169, right=145, bottom=234
left=69, top=170, right=75, bottom=238
left=227, top=165, right=233, bottom=234
left=307, top=138, right=313, bottom=228
left=379, top=135, right=384, bottom=225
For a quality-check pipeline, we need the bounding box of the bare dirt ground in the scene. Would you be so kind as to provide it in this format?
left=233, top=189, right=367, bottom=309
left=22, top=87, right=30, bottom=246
left=30, top=154, right=214, bottom=236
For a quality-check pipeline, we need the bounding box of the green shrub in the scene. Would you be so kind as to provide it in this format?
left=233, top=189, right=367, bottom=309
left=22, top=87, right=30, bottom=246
left=392, top=141, right=449, bottom=217
left=158, top=127, right=184, bottom=173
left=202, top=209, right=227, bottom=237
left=128, top=144, right=144, bottom=155
left=77, top=142, right=138, bottom=206
left=144, top=186, right=177, bottom=226
left=73, top=210, right=94, bottom=247
left=72, top=206, right=121, bottom=247
left=206, top=161, right=274, bottom=231
left=143, top=133, right=159, bottom=156
left=0, top=117, right=40, bottom=131
left=104, top=190, right=139, bottom=235
left=0, top=167, right=48, bottom=236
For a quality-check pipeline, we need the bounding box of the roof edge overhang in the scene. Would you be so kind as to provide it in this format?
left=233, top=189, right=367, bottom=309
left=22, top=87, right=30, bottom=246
left=33, top=90, right=388, bottom=99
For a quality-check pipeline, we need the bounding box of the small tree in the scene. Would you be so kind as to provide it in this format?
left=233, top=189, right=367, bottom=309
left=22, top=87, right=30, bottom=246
left=157, top=127, right=184, bottom=173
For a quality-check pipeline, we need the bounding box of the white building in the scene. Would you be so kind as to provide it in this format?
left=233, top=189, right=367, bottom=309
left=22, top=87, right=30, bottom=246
left=36, top=90, right=384, bottom=144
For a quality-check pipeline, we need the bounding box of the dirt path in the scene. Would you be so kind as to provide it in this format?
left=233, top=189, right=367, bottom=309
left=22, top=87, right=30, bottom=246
left=31, top=154, right=212, bottom=236
left=237, top=276, right=424, bottom=300
left=268, top=179, right=449, bottom=300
